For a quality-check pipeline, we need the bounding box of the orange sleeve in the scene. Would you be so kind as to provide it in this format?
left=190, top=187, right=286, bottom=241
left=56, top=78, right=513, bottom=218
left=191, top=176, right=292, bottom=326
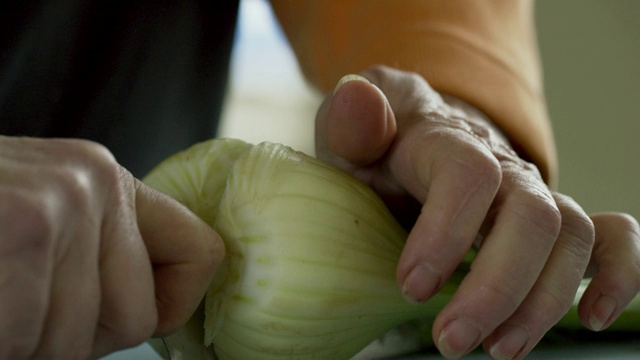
left=270, top=0, right=557, bottom=186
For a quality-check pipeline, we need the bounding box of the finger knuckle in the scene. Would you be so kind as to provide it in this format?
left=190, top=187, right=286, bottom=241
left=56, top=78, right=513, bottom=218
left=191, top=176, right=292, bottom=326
left=404, top=69, right=428, bottom=85
left=47, top=139, right=123, bottom=206
left=78, top=143, right=122, bottom=188
left=362, top=65, right=396, bottom=88
left=466, top=149, right=502, bottom=188
left=52, top=169, right=94, bottom=209
left=63, top=139, right=121, bottom=180
left=527, top=288, right=576, bottom=336
left=563, top=211, right=595, bottom=244
left=423, top=127, right=502, bottom=173
left=481, top=280, right=523, bottom=313
left=500, top=159, right=545, bottom=186
left=511, top=189, right=562, bottom=241
left=58, top=138, right=117, bottom=164
left=364, top=65, right=436, bottom=104
left=449, top=152, right=502, bottom=196
left=541, top=286, right=575, bottom=319
left=561, top=213, right=595, bottom=256
left=0, top=191, right=56, bottom=258
left=549, top=194, right=595, bottom=262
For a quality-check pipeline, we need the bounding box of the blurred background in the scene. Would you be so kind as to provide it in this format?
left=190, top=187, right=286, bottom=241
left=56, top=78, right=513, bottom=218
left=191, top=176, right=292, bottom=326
left=536, top=0, right=639, bottom=220
left=105, top=0, right=639, bottom=358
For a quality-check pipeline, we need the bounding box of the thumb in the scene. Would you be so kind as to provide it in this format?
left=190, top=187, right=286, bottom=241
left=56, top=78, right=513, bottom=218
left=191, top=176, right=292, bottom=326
left=316, top=74, right=396, bottom=165
left=134, top=179, right=224, bottom=336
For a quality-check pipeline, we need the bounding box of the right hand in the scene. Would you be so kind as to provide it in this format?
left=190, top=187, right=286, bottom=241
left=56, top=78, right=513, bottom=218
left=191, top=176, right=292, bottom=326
left=0, top=136, right=224, bottom=359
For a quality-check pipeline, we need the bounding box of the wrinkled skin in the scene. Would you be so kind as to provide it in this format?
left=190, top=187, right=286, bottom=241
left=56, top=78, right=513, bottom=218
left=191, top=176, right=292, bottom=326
left=0, top=136, right=224, bottom=359
left=315, top=66, right=640, bottom=359
left=1, top=65, right=638, bottom=360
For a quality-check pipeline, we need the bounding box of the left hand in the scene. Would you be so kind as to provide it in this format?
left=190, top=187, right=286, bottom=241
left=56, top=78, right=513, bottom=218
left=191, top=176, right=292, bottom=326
left=314, top=66, right=640, bottom=359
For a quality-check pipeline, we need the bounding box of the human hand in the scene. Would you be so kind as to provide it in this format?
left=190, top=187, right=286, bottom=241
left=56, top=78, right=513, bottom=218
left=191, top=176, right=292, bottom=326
left=0, top=136, right=224, bottom=359
left=315, top=66, right=640, bottom=359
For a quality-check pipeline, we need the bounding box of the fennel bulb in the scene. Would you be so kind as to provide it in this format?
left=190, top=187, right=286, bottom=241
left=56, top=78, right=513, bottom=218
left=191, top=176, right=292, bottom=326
left=143, top=138, right=640, bottom=360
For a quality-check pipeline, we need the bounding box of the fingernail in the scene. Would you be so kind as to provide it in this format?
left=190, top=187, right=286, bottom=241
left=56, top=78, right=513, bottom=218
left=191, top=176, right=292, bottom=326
left=489, top=324, right=530, bottom=360
left=333, top=74, right=370, bottom=95
left=401, top=262, right=441, bottom=303
left=590, top=294, right=618, bottom=331
left=438, top=318, right=481, bottom=359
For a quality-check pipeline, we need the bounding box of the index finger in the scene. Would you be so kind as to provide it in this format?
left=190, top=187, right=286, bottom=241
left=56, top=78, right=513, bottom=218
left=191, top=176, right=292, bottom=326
left=395, top=123, right=502, bottom=303
left=134, top=179, right=225, bottom=336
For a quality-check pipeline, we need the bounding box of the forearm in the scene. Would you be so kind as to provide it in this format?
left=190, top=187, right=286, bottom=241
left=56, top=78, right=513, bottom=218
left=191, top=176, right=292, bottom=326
left=271, top=0, right=557, bottom=186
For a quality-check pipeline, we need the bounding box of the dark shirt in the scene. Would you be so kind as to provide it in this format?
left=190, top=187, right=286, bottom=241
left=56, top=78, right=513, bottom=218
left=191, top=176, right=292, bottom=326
left=0, top=0, right=239, bottom=177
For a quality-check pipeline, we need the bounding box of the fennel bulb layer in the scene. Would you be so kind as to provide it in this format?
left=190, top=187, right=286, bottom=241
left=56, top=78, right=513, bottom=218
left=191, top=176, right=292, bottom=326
left=206, top=142, right=454, bottom=360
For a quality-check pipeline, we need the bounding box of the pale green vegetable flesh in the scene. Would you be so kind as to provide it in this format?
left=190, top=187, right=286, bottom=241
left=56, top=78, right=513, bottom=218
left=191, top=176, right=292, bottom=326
left=143, top=138, right=253, bottom=226
left=143, top=138, right=640, bottom=360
